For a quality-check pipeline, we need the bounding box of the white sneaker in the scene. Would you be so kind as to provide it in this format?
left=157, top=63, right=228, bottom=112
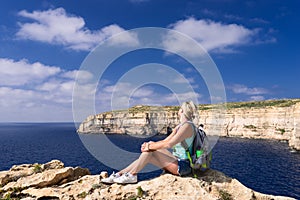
left=113, top=172, right=137, bottom=184
left=101, top=172, right=121, bottom=184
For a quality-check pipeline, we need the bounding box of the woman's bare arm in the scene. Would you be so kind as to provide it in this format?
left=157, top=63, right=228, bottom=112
left=141, top=123, right=193, bottom=152
left=163, top=124, right=180, bottom=142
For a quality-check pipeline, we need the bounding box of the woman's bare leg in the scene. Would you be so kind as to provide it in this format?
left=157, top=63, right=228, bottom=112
left=119, top=160, right=139, bottom=174
left=119, top=149, right=179, bottom=175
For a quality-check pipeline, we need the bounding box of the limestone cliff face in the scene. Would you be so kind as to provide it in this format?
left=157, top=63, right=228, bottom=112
left=78, top=99, right=300, bottom=150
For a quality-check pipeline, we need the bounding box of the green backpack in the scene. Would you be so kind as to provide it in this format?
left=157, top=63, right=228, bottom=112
left=181, top=123, right=212, bottom=173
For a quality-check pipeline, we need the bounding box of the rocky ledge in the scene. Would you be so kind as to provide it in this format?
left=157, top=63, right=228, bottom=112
left=0, top=160, right=295, bottom=200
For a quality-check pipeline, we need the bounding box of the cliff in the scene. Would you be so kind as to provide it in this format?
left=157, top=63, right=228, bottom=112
left=0, top=160, right=295, bottom=200
left=78, top=99, right=300, bottom=150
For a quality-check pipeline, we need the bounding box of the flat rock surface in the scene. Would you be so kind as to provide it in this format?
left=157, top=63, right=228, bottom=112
left=0, top=160, right=295, bottom=200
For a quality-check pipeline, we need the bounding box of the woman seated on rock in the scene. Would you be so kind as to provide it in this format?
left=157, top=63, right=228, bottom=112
left=101, top=101, right=198, bottom=184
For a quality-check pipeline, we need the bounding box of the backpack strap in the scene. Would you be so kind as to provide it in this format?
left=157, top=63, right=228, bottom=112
left=179, top=121, right=196, bottom=151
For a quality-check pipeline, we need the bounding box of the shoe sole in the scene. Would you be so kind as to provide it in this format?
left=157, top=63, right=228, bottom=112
left=101, top=181, right=114, bottom=184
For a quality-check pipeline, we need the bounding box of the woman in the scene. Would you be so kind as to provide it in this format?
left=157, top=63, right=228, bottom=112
left=101, top=101, right=198, bottom=184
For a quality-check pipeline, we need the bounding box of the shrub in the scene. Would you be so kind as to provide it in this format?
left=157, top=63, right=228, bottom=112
left=276, top=128, right=286, bottom=135
left=244, top=125, right=257, bottom=130
left=219, top=190, right=233, bottom=200
left=32, top=164, right=42, bottom=173
left=77, top=191, right=87, bottom=198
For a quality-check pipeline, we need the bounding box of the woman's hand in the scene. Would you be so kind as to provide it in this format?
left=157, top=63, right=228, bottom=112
left=141, top=142, right=149, bottom=152
left=141, top=142, right=147, bottom=152
left=141, top=141, right=154, bottom=152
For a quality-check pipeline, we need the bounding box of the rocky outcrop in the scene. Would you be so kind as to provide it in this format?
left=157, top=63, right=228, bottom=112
left=0, top=160, right=295, bottom=200
left=78, top=99, right=300, bottom=150
left=0, top=160, right=90, bottom=199
left=0, top=160, right=64, bottom=186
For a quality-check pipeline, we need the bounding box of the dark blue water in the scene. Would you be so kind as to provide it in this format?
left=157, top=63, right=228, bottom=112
left=0, top=123, right=299, bottom=199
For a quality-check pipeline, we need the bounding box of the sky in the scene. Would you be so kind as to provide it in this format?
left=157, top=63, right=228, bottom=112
left=0, top=0, right=299, bottom=122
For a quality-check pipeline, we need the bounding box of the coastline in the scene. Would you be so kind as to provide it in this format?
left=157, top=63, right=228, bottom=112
left=0, top=160, right=296, bottom=200
left=1, top=123, right=299, bottom=199
left=77, top=99, right=300, bottom=150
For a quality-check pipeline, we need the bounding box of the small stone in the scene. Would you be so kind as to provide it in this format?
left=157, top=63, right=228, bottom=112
left=100, top=171, right=108, bottom=179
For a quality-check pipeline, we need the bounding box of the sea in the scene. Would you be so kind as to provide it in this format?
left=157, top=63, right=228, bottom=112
left=0, top=123, right=299, bottom=199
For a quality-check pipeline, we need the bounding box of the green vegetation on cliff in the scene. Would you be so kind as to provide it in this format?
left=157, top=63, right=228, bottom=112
left=198, top=99, right=300, bottom=110
left=224, top=99, right=300, bottom=109
left=98, top=99, right=300, bottom=114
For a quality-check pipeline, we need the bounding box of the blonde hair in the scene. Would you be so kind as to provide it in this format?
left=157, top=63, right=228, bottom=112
left=181, top=101, right=198, bottom=124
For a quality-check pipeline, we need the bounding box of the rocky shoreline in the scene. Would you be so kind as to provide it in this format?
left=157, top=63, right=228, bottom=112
left=78, top=99, right=300, bottom=150
left=0, top=160, right=295, bottom=200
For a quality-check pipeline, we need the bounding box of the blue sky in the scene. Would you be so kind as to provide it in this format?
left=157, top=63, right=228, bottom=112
left=0, top=0, right=299, bottom=122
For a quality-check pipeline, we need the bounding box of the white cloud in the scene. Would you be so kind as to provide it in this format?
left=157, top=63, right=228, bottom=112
left=100, top=24, right=139, bottom=47
left=61, top=70, right=94, bottom=83
left=0, top=57, right=95, bottom=122
left=173, top=76, right=195, bottom=84
left=210, top=95, right=226, bottom=103
left=0, top=85, right=77, bottom=122
left=37, top=79, right=61, bottom=91
left=16, top=8, right=139, bottom=51
left=229, top=84, right=269, bottom=95
left=0, top=87, right=37, bottom=107
left=0, top=55, right=204, bottom=121
left=127, top=91, right=200, bottom=108
left=99, top=82, right=156, bottom=110
left=96, top=81, right=202, bottom=113
left=131, top=87, right=155, bottom=98
left=0, top=86, right=73, bottom=121
left=166, top=92, right=201, bottom=103
left=0, top=58, right=61, bottom=86
left=164, top=17, right=257, bottom=56
left=249, top=95, right=265, bottom=101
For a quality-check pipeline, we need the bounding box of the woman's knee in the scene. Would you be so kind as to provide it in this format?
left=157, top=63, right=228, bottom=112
left=153, top=149, right=176, bottom=160
left=140, top=151, right=153, bottom=158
